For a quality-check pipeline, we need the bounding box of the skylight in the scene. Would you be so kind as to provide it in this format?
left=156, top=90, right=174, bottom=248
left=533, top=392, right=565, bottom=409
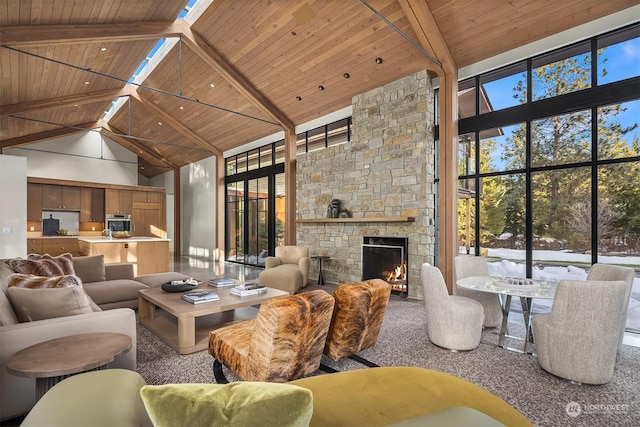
left=102, top=0, right=208, bottom=121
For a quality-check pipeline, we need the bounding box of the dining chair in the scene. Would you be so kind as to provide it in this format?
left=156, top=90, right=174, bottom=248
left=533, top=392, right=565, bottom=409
left=586, top=263, right=634, bottom=350
left=421, top=263, right=484, bottom=351
left=532, top=279, right=627, bottom=384
left=455, top=255, right=503, bottom=327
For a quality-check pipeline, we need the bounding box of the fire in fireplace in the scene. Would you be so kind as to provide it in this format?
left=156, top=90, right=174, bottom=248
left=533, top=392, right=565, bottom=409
left=361, top=236, right=408, bottom=297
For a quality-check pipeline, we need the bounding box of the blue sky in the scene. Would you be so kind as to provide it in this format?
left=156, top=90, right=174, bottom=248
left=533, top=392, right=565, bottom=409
left=480, top=37, right=640, bottom=169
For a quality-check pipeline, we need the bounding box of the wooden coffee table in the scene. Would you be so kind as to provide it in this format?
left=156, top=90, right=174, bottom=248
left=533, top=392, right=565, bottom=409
left=138, top=285, right=289, bottom=354
left=6, top=332, right=132, bottom=400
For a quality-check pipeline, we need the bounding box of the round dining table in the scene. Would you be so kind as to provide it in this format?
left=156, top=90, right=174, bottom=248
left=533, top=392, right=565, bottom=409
left=456, top=276, right=558, bottom=354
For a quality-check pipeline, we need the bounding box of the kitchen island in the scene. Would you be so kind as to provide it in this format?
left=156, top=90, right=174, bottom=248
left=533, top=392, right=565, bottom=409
left=77, top=236, right=170, bottom=275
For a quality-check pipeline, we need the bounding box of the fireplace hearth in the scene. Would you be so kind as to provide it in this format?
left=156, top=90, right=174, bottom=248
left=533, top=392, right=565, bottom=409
left=361, top=236, right=408, bottom=297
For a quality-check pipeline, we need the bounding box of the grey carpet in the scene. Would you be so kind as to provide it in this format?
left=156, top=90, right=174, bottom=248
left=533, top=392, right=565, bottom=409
left=136, top=284, right=640, bottom=427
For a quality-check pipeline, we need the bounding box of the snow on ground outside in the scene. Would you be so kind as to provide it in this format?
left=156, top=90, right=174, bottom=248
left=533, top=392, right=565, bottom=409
left=483, top=249, right=640, bottom=332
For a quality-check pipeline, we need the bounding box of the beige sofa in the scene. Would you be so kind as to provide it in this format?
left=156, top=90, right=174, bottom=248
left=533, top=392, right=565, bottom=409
left=0, top=257, right=139, bottom=420
left=0, top=255, right=191, bottom=420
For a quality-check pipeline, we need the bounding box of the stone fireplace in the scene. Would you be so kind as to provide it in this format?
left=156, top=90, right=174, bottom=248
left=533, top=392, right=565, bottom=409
left=296, top=70, right=436, bottom=299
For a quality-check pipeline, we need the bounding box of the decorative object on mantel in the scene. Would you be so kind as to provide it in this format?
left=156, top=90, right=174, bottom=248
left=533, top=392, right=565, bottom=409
left=331, top=199, right=341, bottom=218
left=338, top=208, right=351, bottom=218
left=326, top=204, right=333, bottom=219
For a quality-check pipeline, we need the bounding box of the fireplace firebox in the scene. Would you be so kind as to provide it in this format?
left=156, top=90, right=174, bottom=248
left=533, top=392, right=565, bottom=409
left=361, top=236, right=408, bottom=297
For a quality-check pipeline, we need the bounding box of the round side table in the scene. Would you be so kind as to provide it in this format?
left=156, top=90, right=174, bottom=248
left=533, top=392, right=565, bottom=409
left=311, top=255, right=331, bottom=286
left=6, top=332, right=132, bottom=400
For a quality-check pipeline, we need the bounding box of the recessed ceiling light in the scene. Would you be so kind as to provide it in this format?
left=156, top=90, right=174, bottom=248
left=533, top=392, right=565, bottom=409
left=179, top=106, right=184, bottom=110
left=296, top=96, right=302, bottom=101
left=140, top=166, right=145, bottom=170
left=318, top=85, right=325, bottom=91
left=291, top=31, right=297, bottom=36
left=158, top=122, right=162, bottom=125
left=375, top=57, right=383, bottom=64
left=210, top=83, right=215, bottom=88
left=84, top=81, right=90, bottom=85
left=73, top=104, right=79, bottom=107
left=139, top=150, right=143, bottom=154
left=100, top=47, right=107, bottom=52
left=343, top=73, right=350, bottom=79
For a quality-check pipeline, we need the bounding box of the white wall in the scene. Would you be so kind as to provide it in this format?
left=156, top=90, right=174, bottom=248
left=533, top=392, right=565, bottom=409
left=0, top=155, right=27, bottom=258
left=5, top=131, right=138, bottom=186
left=150, top=171, right=175, bottom=251
left=180, top=157, right=217, bottom=259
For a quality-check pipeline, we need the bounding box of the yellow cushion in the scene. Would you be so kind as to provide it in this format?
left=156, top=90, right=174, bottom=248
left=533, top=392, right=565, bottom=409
left=289, top=367, right=533, bottom=427
left=140, top=382, right=313, bottom=427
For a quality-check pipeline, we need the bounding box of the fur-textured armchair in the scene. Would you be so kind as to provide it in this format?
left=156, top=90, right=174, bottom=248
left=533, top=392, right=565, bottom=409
left=258, top=246, right=310, bottom=294
left=323, top=279, right=391, bottom=367
left=209, top=290, right=335, bottom=383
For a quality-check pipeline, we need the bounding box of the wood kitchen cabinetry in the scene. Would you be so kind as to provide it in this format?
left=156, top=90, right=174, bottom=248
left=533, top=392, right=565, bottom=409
left=81, top=188, right=105, bottom=222
left=40, top=238, right=80, bottom=256
left=132, top=190, right=165, bottom=237
left=27, top=184, right=43, bottom=229
left=42, top=185, right=81, bottom=210
left=27, top=238, right=43, bottom=254
left=105, top=189, right=132, bottom=216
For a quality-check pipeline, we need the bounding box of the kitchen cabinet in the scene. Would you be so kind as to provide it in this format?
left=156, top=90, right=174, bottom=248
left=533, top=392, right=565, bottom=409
left=105, top=189, right=132, bottom=215
left=27, top=183, right=43, bottom=228
left=132, top=191, right=162, bottom=204
left=81, top=187, right=105, bottom=222
left=78, top=237, right=169, bottom=275
left=42, top=185, right=81, bottom=210
left=132, top=190, right=165, bottom=237
left=27, top=238, right=43, bottom=254
left=40, top=238, right=80, bottom=256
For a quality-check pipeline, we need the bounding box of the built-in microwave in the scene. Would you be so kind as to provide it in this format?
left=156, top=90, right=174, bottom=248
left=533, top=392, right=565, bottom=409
left=106, top=214, right=131, bottom=233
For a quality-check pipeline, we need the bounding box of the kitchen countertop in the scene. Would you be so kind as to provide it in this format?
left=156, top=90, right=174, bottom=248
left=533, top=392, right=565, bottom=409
left=77, top=236, right=170, bottom=243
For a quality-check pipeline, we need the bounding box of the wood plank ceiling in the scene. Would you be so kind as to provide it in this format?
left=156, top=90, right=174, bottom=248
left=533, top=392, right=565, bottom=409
left=1, top=0, right=636, bottom=178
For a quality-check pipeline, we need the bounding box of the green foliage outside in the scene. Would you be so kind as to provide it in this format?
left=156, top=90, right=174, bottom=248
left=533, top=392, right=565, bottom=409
left=459, top=47, right=640, bottom=255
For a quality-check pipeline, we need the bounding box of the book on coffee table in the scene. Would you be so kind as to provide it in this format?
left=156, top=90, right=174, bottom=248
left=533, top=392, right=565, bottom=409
left=181, top=291, right=220, bottom=304
left=230, top=283, right=267, bottom=297
left=208, top=278, right=236, bottom=287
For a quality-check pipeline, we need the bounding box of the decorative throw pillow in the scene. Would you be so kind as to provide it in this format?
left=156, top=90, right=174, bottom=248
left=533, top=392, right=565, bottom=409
left=8, top=273, right=82, bottom=289
left=72, top=255, right=106, bottom=283
left=7, top=273, right=102, bottom=314
left=140, top=382, right=313, bottom=427
left=7, top=286, right=94, bottom=322
left=10, top=253, right=75, bottom=276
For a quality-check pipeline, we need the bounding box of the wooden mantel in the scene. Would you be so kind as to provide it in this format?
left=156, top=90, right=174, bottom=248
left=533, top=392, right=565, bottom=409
left=296, top=217, right=415, bottom=224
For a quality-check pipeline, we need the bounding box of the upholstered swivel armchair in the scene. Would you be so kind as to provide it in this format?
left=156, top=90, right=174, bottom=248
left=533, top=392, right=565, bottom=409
left=586, top=263, right=634, bottom=350
left=258, top=246, right=310, bottom=294
left=208, top=290, right=335, bottom=383
left=323, top=279, right=391, bottom=369
left=421, top=263, right=484, bottom=351
left=532, top=279, right=627, bottom=384
left=455, top=255, right=503, bottom=327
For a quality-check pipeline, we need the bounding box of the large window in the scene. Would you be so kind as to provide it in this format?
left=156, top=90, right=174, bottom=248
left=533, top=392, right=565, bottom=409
left=224, top=117, right=351, bottom=266
left=456, top=24, right=640, bottom=331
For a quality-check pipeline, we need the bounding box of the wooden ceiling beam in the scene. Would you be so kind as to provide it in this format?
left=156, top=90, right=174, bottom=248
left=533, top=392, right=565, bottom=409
left=129, top=90, right=222, bottom=157
left=100, top=122, right=179, bottom=170
left=1, top=87, right=134, bottom=117
left=0, top=121, right=101, bottom=150
left=398, top=0, right=457, bottom=74
left=180, top=23, right=295, bottom=132
left=0, top=21, right=182, bottom=46
left=398, top=0, right=459, bottom=292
